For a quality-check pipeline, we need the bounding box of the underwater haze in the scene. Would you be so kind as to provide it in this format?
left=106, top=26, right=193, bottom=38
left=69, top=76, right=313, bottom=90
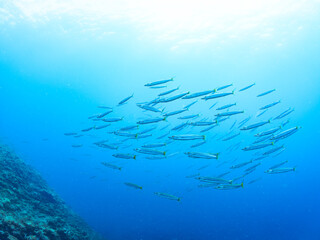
left=1, top=1, right=320, bottom=239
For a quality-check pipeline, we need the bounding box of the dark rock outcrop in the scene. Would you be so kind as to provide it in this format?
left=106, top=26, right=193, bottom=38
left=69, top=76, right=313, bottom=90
left=0, top=145, right=104, bottom=240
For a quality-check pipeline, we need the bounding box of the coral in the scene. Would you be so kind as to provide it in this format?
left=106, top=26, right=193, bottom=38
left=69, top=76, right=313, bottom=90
left=0, top=145, right=105, bottom=240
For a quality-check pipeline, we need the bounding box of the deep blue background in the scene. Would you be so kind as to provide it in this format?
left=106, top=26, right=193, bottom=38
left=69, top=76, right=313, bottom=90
left=1, top=2, right=320, bottom=239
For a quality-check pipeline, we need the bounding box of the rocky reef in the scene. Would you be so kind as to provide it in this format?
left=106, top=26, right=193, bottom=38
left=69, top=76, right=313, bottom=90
left=0, top=145, right=104, bottom=240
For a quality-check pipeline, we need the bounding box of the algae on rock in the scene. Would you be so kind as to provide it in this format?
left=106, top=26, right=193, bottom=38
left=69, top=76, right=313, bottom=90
left=0, top=145, right=104, bottom=240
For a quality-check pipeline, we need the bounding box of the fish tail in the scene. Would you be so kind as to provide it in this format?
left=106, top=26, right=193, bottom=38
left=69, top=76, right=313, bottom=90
left=241, top=182, right=244, bottom=188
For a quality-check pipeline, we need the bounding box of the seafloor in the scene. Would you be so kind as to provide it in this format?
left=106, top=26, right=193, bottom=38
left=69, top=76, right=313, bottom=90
left=0, top=144, right=104, bottom=240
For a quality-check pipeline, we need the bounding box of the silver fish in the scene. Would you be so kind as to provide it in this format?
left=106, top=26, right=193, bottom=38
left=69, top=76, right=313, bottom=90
left=257, top=89, right=275, bottom=97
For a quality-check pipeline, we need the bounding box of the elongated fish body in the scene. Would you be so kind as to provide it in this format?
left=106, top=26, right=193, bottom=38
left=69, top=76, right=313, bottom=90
left=255, top=127, right=281, bottom=137
left=134, top=148, right=166, bottom=155
left=200, top=125, right=218, bottom=133
left=216, top=116, right=229, bottom=123
left=163, top=109, right=188, bottom=117
left=150, top=85, right=167, bottom=89
left=190, top=121, right=217, bottom=126
left=239, top=83, right=255, bottom=92
left=154, top=192, right=181, bottom=201
left=253, top=135, right=271, bottom=144
left=281, top=120, right=290, bottom=127
left=101, top=162, right=122, bottom=170
left=198, top=164, right=211, bottom=170
left=157, top=131, right=170, bottom=139
left=160, top=124, right=170, bottom=130
left=257, top=89, right=276, bottom=97
left=217, top=84, right=233, bottom=91
left=97, top=110, right=113, bottom=118
left=142, top=143, right=166, bottom=148
left=216, top=103, right=236, bottom=110
left=97, top=143, right=118, bottom=150
left=113, top=153, right=136, bottom=159
left=222, top=133, right=240, bottom=141
left=160, top=92, right=190, bottom=103
left=270, top=127, right=300, bottom=140
left=145, top=78, right=174, bottom=87
left=93, top=140, right=108, bottom=145
left=265, top=167, right=295, bottom=174
left=260, top=100, right=281, bottom=110
left=269, top=160, right=288, bottom=169
left=172, top=122, right=189, bottom=131
left=137, top=104, right=162, bottom=113
left=182, top=90, right=215, bottom=99
left=191, top=141, right=206, bottom=148
left=274, top=108, right=294, bottom=120
left=139, top=126, right=157, bottom=134
left=241, top=120, right=270, bottom=130
left=184, top=100, right=198, bottom=109
left=252, top=156, right=267, bottom=161
left=242, top=168, right=256, bottom=177
left=97, top=105, right=113, bottom=109
left=202, top=92, right=234, bottom=100
left=72, top=144, right=83, bottom=148
left=103, top=117, right=123, bottom=122
left=245, top=163, right=261, bottom=172
left=216, top=111, right=244, bottom=117
left=279, top=109, right=294, bottom=119
left=88, top=114, right=99, bottom=119
left=238, top=116, right=251, bottom=128
left=74, top=134, right=84, bottom=138
left=64, top=132, right=78, bottom=136
left=146, top=156, right=167, bottom=160
left=209, top=102, right=218, bottom=109
left=135, top=134, right=152, bottom=139
left=215, top=183, right=243, bottom=190
left=197, top=176, right=232, bottom=184
left=230, top=160, right=253, bottom=169
left=137, top=117, right=166, bottom=124
left=178, top=114, right=199, bottom=120
left=248, top=177, right=262, bottom=184
left=256, top=109, right=268, bottom=118
left=185, top=152, right=219, bottom=159
left=186, top=173, right=201, bottom=178
left=82, top=127, right=94, bottom=132
left=216, top=171, right=231, bottom=178
left=230, top=120, right=237, bottom=130
left=124, top=182, right=143, bottom=189
left=158, top=87, right=179, bottom=96
left=169, top=134, right=205, bottom=140
left=198, top=183, right=221, bottom=188
left=272, top=148, right=286, bottom=157
left=118, top=94, right=133, bottom=105
left=120, top=125, right=139, bottom=131
left=242, top=142, right=273, bottom=151
left=94, top=124, right=110, bottom=130
left=114, top=131, right=137, bottom=138
left=263, top=146, right=285, bottom=155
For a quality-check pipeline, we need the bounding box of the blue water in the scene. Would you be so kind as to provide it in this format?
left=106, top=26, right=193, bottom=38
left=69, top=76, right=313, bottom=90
left=1, top=1, right=320, bottom=239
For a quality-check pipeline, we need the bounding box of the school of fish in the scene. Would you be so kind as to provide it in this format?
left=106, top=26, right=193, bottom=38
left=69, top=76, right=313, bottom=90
left=64, top=78, right=300, bottom=202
